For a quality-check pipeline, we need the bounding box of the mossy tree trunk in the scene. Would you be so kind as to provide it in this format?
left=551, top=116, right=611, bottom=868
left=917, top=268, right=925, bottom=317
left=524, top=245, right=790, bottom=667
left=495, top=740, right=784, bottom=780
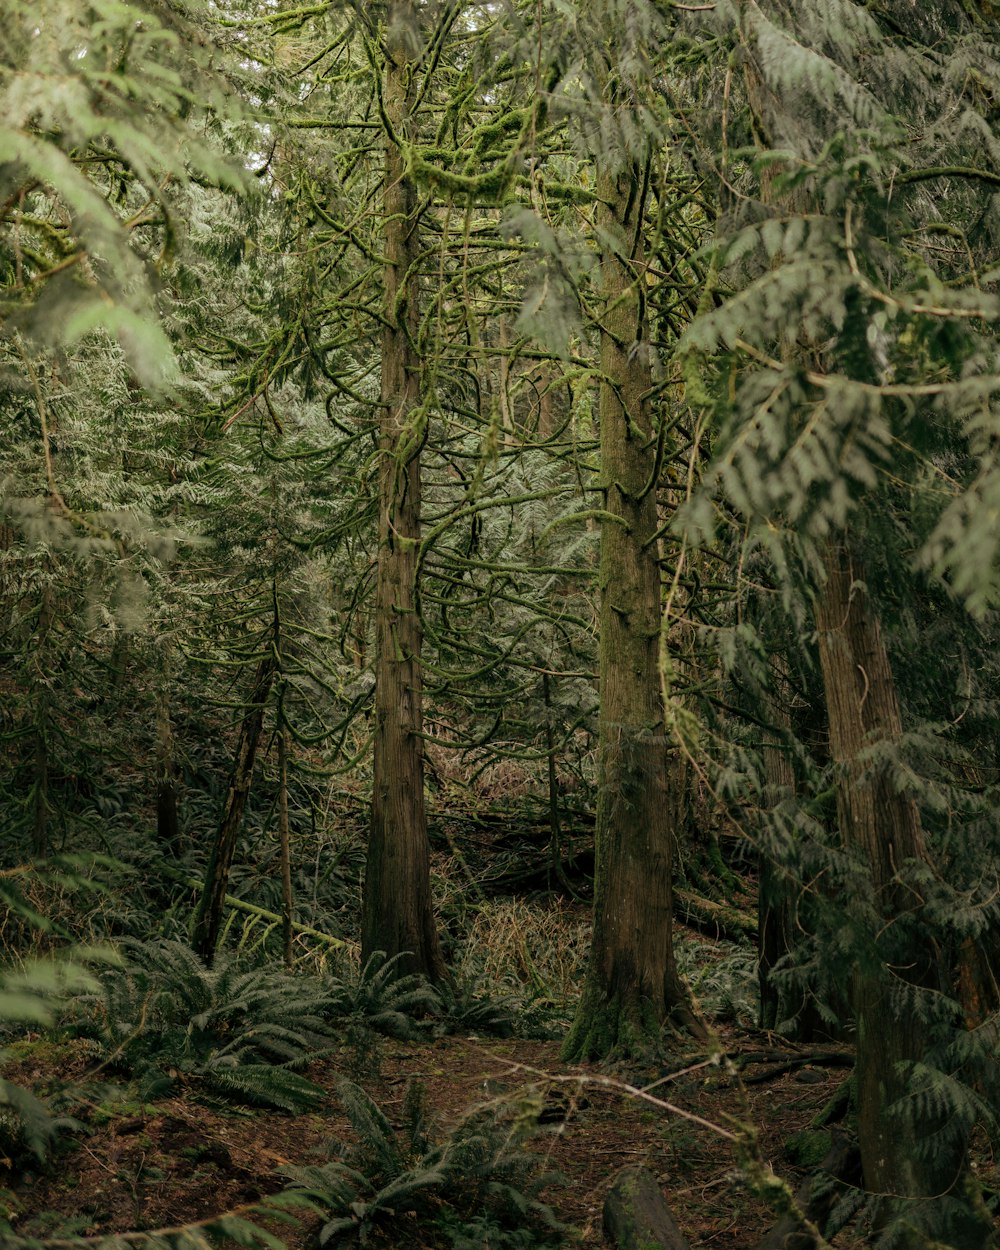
left=814, top=542, right=991, bottom=1247
left=361, top=2, right=445, bottom=983
left=192, top=650, right=276, bottom=965
left=562, top=157, right=701, bottom=1061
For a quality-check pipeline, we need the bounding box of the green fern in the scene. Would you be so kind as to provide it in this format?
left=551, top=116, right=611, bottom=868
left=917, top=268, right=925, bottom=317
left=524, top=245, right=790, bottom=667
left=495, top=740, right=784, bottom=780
left=439, top=1103, right=562, bottom=1218
left=332, top=1077, right=407, bottom=1185
left=70, top=939, right=334, bottom=1109
left=0, top=860, right=110, bottom=1165
left=675, top=941, right=758, bottom=1028
left=203, top=1062, right=325, bottom=1114
left=439, top=1213, right=543, bottom=1250
left=325, top=951, right=440, bottom=1041
left=0, top=1078, right=80, bottom=1164
left=0, top=1190, right=310, bottom=1250
left=281, top=1078, right=563, bottom=1247
left=433, top=978, right=519, bottom=1039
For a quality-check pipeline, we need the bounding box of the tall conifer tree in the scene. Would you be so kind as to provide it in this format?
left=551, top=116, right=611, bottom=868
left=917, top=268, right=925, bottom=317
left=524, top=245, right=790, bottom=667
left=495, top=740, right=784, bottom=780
left=362, top=1, right=446, bottom=980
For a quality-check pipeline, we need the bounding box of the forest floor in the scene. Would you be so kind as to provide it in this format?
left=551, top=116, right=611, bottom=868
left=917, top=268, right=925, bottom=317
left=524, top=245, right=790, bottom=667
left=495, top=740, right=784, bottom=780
left=2, top=1008, right=858, bottom=1249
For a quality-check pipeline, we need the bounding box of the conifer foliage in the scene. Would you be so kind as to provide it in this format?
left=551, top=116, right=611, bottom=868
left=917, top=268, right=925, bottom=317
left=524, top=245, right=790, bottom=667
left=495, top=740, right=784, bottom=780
left=681, top=0, right=1000, bottom=1241
left=5, top=2, right=1000, bottom=1248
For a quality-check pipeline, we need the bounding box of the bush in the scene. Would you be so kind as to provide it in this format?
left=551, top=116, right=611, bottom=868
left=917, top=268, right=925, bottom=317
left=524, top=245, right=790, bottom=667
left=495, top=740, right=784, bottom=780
left=70, top=938, right=334, bottom=1110
left=282, top=1077, right=564, bottom=1248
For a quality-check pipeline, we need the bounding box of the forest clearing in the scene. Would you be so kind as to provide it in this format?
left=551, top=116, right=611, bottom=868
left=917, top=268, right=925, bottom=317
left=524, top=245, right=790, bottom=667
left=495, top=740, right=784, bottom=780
left=4, top=1, right=1000, bottom=1248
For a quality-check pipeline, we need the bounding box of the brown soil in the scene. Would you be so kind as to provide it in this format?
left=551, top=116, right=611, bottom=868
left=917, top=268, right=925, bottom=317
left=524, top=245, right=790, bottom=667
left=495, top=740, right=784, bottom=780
left=1, top=1027, right=859, bottom=1249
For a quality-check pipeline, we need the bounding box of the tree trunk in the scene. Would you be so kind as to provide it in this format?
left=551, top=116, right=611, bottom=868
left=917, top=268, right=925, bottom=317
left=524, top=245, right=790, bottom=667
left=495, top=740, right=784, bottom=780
left=31, top=693, right=49, bottom=859
left=31, top=584, right=54, bottom=859
left=542, top=671, right=572, bottom=893
left=277, top=709, right=294, bottom=969
left=361, top=2, right=445, bottom=983
left=758, top=733, right=795, bottom=1033
left=192, top=651, right=276, bottom=965
left=562, top=157, right=701, bottom=1061
left=155, top=679, right=180, bottom=856
left=814, top=542, right=991, bottom=1247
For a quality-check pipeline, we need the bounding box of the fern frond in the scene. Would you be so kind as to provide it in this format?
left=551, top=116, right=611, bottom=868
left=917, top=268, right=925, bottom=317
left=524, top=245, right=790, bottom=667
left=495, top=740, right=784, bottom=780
left=334, top=1077, right=404, bottom=1181
left=0, top=1076, right=77, bottom=1160
left=71, top=940, right=335, bottom=1106
left=0, top=1193, right=306, bottom=1250
left=205, top=1062, right=324, bottom=1112
left=326, top=951, right=440, bottom=1039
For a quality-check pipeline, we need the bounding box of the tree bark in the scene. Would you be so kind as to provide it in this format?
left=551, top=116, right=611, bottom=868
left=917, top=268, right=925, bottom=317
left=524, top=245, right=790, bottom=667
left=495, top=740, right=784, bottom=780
left=277, top=705, right=294, bottom=969
left=563, top=157, right=701, bottom=1060
left=192, top=651, right=276, bottom=965
left=155, top=677, right=180, bottom=856
left=31, top=584, right=54, bottom=859
left=758, top=731, right=796, bottom=1033
left=361, top=2, right=445, bottom=983
left=814, top=542, right=991, bottom=1247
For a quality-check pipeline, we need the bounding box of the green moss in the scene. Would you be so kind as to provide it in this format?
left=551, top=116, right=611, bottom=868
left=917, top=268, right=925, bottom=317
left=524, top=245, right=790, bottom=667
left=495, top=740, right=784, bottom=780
left=89, top=1098, right=159, bottom=1128
left=784, top=1129, right=832, bottom=1168
left=2, top=1037, right=77, bottom=1065
left=404, top=147, right=513, bottom=202
left=561, top=989, right=662, bottom=1062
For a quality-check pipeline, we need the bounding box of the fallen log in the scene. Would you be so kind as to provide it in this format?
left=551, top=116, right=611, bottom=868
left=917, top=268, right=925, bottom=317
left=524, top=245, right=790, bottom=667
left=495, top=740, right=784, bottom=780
left=603, top=1166, right=691, bottom=1250
left=674, top=888, right=758, bottom=943
left=739, top=1048, right=854, bottom=1084
left=155, top=862, right=348, bottom=949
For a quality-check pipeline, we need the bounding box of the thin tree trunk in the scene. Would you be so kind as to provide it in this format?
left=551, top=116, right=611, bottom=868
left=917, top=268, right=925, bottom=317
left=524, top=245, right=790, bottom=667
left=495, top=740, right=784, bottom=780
left=757, top=731, right=795, bottom=1033
left=31, top=584, right=53, bottom=858
left=563, top=156, right=702, bottom=1060
left=192, top=651, right=276, bottom=965
left=814, top=542, right=990, bottom=1247
left=361, top=2, right=445, bottom=983
left=277, top=708, right=294, bottom=969
left=542, top=671, right=572, bottom=893
left=155, top=678, right=180, bottom=856
left=32, top=694, right=48, bottom=859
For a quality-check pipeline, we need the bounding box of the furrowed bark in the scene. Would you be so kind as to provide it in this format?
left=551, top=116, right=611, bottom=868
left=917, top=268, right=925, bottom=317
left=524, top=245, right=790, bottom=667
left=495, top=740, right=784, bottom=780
left=361, top=2, right=445, bottom=983
left=563, top=155, right=701, bottom=1061
left=815, top=543, right=991, bottom=1247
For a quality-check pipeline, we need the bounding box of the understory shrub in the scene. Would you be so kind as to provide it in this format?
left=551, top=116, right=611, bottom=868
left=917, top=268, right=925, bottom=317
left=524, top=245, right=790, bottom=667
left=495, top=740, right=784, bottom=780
left=433, top=977, right=519, bottom=1039
left=282, top=1076, right=564, bottom=1248
left=70, top=938, right=333, bottom=1110
left=0, top=860, right=110, bottom=1167
left=324, top=950, right=440, bottom=1042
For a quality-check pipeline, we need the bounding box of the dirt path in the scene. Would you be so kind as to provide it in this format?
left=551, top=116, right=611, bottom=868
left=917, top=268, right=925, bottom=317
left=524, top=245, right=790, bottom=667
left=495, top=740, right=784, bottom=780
left=4, top=1030, right=855, bottom=1248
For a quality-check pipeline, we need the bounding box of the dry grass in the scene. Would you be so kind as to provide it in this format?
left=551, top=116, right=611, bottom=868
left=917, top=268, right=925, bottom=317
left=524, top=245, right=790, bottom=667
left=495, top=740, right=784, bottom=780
left=452, top=897, right=590, bottom=1009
